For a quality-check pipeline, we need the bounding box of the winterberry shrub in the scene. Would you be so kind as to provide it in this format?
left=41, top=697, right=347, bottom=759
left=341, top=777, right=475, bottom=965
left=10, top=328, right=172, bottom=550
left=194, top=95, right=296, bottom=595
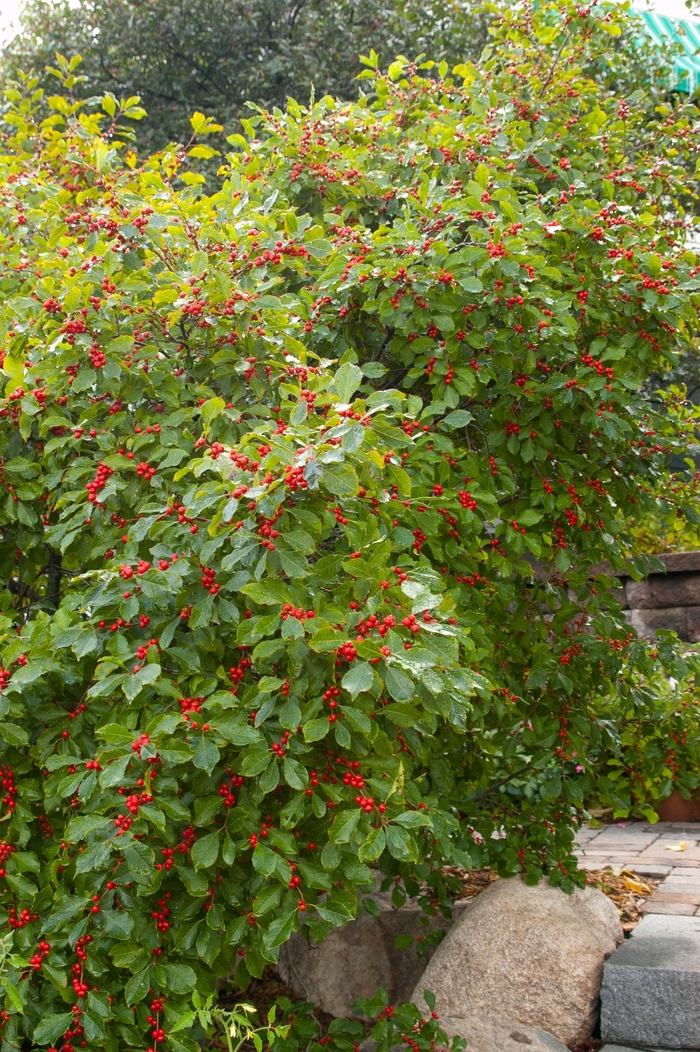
left=0, top=4, right=699, bottom=1050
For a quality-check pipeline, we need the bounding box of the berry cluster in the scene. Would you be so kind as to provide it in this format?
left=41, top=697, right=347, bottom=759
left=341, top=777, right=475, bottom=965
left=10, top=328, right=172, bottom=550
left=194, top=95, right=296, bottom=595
left=85, top=461, right=113, bottom=504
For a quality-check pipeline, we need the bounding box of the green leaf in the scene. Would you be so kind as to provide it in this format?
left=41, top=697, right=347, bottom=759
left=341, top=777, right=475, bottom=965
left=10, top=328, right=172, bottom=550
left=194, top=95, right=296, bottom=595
left=44, top=895, right=88, bottom=932
left=123, top=840, right=155, bottom=883
left=442, top=410, right=473, bottom=428
left=33, top=1014, right=75, bottom=1045
left=315, top=898, right=355, bottom=926
left=264, top=909, right=296, bottom=948
left=99, top=754, right=131, bottom=788
left=96, top=723, right=133, bottom=745
left=343, top=706, right=372, bottom=735
left=65, top=814, right=111, bottom=840
left=321, top=462, right=359, bottom=495
left=342, top=662, right=374, bottom=698
left=102, top=909, right=134, bottom=940
left=75, top=840, right=111, bottom=873
left=252, top=844, right=277, bottom=877
left=124, top=662, right=161, bottom=700
left=331, top=362, right=363, bottom=403
left=125, top=967, right=150, bottom=1005
left=518, top=509, right=543, bottom=526
left=283, top=756, right=307, bottom=789
left=358, top=826, right=386, bottom=862
left=253, top=885, right=282, bottom=915
left=383, top=703, right=421, bottom=726
left=164, top=963, right=198, bottom=993
left=82, top=1013, right=106, bottom=1042
left=460, top=276, right=483, bottom=294
left=386, top=825, right=419, bottom=862
left=0, top=722, right=28, bottom=746
left=4, top=980, right=23, bottom=1013
left=392, top=810, right=432, bottom=829
left=192, top=736, right=220, bottom=775
left=212, top=715, right=261, bottom=746
left=330, top=808, right=361, bottom=844
left=191, top=831, right=220, bottom=870
left=303, top=718, right=329, bottom=742
left=384, top=666, right=415, bottom=702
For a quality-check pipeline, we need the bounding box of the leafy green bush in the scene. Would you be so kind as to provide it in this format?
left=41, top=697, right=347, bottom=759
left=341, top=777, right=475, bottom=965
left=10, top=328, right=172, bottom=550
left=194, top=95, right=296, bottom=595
left=0, top=3, right=700, bottom=1049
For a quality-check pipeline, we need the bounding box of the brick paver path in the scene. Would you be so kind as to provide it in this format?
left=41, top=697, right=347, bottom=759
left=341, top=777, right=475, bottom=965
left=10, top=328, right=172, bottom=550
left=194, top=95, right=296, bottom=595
left=576, top=820, right=700, bottom=916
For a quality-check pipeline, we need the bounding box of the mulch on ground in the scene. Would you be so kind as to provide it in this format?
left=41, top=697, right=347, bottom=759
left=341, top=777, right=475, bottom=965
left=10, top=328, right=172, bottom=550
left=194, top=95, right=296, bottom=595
left=583, top=867, right=659, bottom=933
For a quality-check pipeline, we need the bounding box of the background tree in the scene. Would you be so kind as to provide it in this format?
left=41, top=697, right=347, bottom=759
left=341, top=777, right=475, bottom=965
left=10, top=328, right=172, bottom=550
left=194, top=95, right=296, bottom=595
left=0, top=0, right=495, bottom=151
left=0, top=0, right=685, bottom=151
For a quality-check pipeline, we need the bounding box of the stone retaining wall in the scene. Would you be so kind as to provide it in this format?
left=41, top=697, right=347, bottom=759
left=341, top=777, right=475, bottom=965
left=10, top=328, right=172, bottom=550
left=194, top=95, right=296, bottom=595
left=620, top=551, right=700, bottom=642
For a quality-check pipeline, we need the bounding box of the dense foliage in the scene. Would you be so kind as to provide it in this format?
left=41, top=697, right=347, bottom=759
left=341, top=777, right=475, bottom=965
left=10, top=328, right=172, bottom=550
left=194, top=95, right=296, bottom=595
left=0, top=2, right=700, bottom=1049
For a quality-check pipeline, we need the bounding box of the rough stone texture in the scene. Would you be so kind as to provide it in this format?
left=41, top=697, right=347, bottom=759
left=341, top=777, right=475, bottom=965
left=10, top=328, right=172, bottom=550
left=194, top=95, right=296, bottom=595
left=616, top=554, right=700, bottom=641
left=650, top=572, right=700, bottom=608
left=687, top=606, right=700, bottom=643
left=627, top=606, right=690, bottom=640
left=659, top=551, right=700, bottom=573
left=277, top=888, right=467, bottom=1018
left=437, top=1014, right=569, bottom=1052
left=600, top=913, right=700, bottom=1049
left=624, top=578, right=653, bottom=609
left=626, top=572, right=700, bottom=608
left=411, top=877, right=622, bottom=1044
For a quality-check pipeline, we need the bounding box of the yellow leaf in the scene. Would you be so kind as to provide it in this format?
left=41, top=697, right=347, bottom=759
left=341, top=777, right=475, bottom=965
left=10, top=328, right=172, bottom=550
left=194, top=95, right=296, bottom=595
left=665, top=840, right=690, bottom=851
left=2, top=354, right=24, bottom=394
left=624, top=876, right=650, bottom=894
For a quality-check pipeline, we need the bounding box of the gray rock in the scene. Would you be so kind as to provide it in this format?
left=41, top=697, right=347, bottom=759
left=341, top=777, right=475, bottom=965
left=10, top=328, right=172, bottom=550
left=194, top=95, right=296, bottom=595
left=600, top=913, right=700, bottom=1049
left=277, top=886, right=467, bottom=1018
left=438, top=1014, right=569, bottom=1052
left=412, top=876, right=622, bottom=1044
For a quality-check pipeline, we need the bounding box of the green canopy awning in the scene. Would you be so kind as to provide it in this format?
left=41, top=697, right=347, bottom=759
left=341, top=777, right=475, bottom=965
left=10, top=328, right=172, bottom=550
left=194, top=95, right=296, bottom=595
left=637, top=9, right=700, bottom=92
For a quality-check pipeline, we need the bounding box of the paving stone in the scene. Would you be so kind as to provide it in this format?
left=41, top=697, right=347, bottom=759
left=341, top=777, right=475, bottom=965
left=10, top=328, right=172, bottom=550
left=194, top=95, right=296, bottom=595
left=655, top=884, right=700, bottom=898
left=577, top=859, right=615, bottom=871
left=640, top=858, right=700, bottom=869
left=640, top=901, right=697, bottom=915
left=641, top=834, right=699, bottom=845
left=626, top=864, right=672, bottom=879
left=638, top=845, right=700, bottom=861
left=600, top=913, right=700, bottom=1048
left=583, top=859, right=648, bottom=873
left=670, top=867, right=700, bottom=878
left=588, top=834, right=658, bottom=848
left=645, top=891, right=700, bottom=906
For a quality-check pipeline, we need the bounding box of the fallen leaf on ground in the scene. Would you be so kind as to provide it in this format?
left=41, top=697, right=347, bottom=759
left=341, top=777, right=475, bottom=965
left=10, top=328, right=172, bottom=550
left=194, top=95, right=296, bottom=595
left=584, top=868, right=659, bottom=933
left=624, top=875, right=651, bottom=894
left=665, top=840, right=690, bottom=851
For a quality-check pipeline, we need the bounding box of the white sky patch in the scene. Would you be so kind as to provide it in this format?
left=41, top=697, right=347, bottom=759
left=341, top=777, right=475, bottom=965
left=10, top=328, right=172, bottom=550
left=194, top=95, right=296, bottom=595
left=0, top=0, right=22, bottom=44
left=627, top=0, right=700, bottom=20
